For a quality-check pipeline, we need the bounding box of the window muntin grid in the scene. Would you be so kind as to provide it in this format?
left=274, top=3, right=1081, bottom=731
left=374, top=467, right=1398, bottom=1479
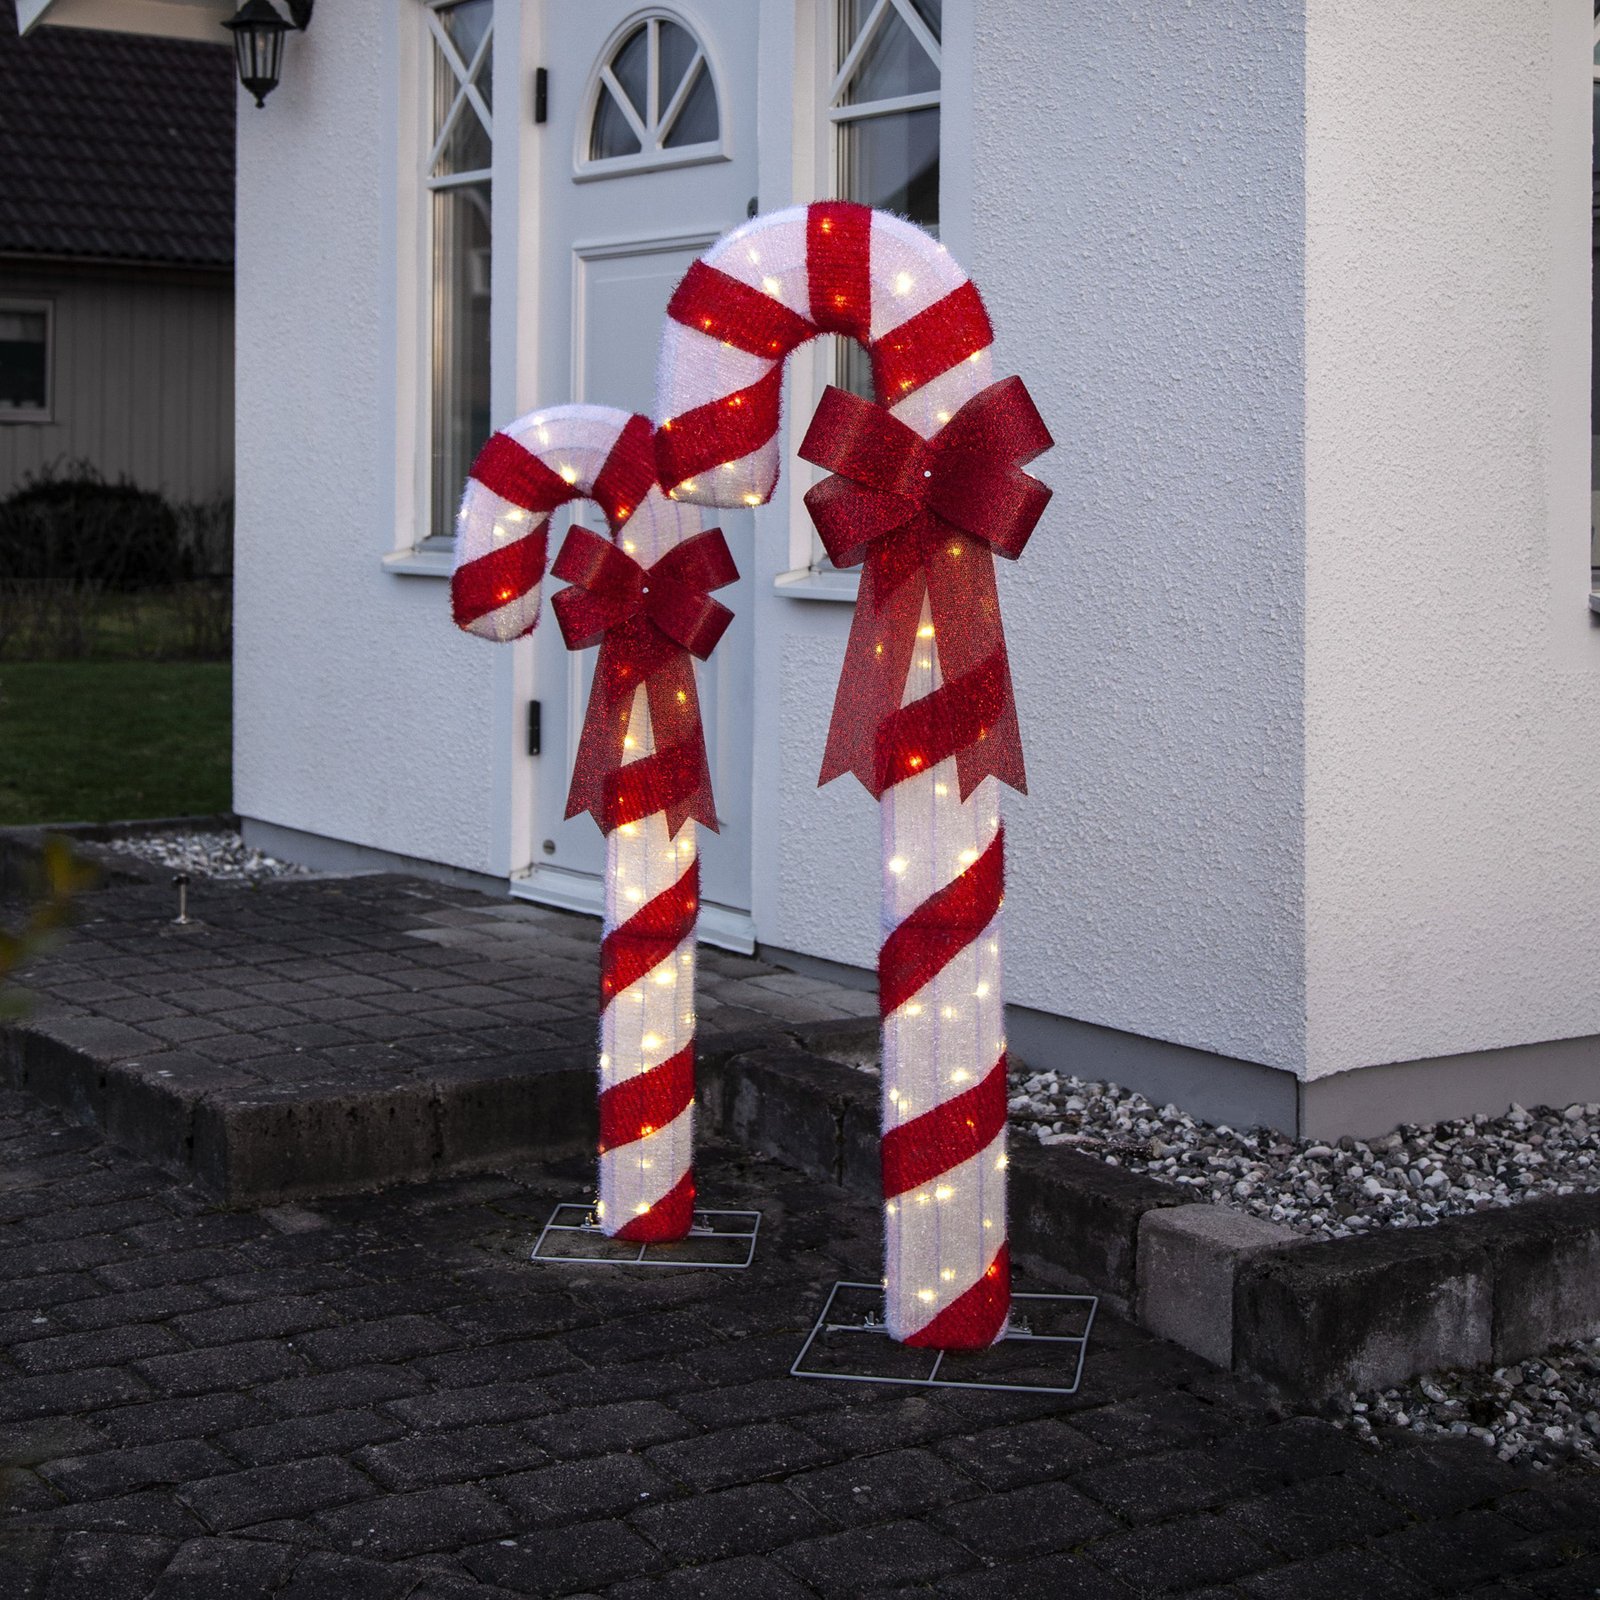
left=425, top=0, right=493, bottom=543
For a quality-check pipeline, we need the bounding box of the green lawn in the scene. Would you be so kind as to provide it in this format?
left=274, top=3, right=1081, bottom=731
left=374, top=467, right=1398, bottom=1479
left=0, top=661, right=231, bottom=826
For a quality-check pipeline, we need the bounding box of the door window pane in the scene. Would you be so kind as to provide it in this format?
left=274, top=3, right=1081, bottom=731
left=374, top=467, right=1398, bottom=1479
left=583, top=12, right=721, bottom=172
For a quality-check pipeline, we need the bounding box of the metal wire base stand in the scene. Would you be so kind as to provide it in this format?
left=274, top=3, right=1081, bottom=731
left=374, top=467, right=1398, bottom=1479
left=530, top=1203, right=761, bottom=1269
left=791, top=1280, right=1098, bottom=1394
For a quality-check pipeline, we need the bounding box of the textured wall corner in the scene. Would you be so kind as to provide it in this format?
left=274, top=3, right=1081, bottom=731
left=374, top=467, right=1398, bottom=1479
left=1303, top=0, right=1600, bottom=1077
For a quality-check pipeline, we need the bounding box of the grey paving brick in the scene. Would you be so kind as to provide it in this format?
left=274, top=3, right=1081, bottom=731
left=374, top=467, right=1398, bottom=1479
left=34, top=1487, right=206, bottom=1538
left=353, top=1422, right=548, bottom=1490
left=8, top=1322, right=183, bottom=1376
left=180, top=1454, right=377, bottom=1531
left=668, top=1376, right=835, bottom=1431
left=0, top=1366, right=151, bottom=1424
left=1350, top=1436, right=1527, bottom=1519
left=491, top=1450, right=681, bottom=1528
left=932, top=1550, right=1141, bottom=1600
left=933, top=1415, right=1109, bottom=1489
left=1075, top=1446, right=1243, bottom=1524
left=53, top=1283, right=218, bottom=1334
left=1237, top=1544, right=1433, bottom=1600
left=1089, top=1512, right=1278, bottom=1595
left=275, top=1550, right=418, bottom=1600
left=93, top=1245, right=246, bottom=1291
left=383, top=1381, right=560, bottom=1433
left=779, top=1518, right=978, bottom=1596
left=36, top=1533, right=173, bottom=1599
left=646, top=1420, right=834, bottom=1493
left=39, top=1439, right=233, bottom=1501
left=936, top=1478, right=1120, bottom=1558
left=1223, top=1473, right=1411, bottom=1559
left=316, top=1483, right=513, bottom=1560
left=631, top=1481, right=831, bottom=1563
left=606, top=1554, right=818, bottom=1600
left=220, top=1406, right=407, bottom=1467
left=94, top=1392, right=274, bottom=1448
left=294, top=1313, right=459, bottom=1369
left=144, top=1535, right=297, bottom=1599
left=122, top=1213, right=270, bottom=1252
left=0, top=1236, right=134, bottom=1278
left=461, top=1521, right=665, bottom=1593
left=131, top=1336, right=303, bottom=1396
left=255, top=1363, right=427, bottom=1417
left=526, top=1399, right=696, bottom=1462
left=13, top=1198, right=171, bottom=1243
left=0, top=1272, right=102, bottom=1314
left=164, top=1295, right=340, bottom=1346
left=786, top=1445, right=979, bottom=1527
left=413, top=1337, right=580, bottom=1390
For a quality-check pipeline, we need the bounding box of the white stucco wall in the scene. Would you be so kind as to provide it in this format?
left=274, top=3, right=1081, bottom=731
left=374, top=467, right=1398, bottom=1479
left=233, top=0, right=502, bottom=875
left=952, top=0, right=1307, bottom=1070
left=1303, top=0, right=1595, bottom=1079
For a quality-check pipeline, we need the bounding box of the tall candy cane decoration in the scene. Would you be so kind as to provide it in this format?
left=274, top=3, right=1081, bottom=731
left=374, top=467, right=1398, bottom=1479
left=452, top=404, right=736, bottom=1241
left=657, top=204, right=1052, bottom=1345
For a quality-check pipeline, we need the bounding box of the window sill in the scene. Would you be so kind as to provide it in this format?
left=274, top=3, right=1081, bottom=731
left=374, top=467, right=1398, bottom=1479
left=774, top=566, right=859, bottom=603
left=383, top=543, right=453, bottom=579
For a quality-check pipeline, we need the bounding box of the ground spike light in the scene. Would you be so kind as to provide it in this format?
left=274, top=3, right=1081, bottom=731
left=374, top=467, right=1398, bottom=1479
left=451, top=403, right=736, bottom=1241
left=655, top=203, right=1053, bottom=1347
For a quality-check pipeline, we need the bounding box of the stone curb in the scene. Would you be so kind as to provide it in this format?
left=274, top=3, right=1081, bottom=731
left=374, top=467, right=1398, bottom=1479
left=701, top=1047, right=1600, bottom=1406
left=0, top=815, right=239, bottom=895
left=7, top=987, right=1600, bottom=1405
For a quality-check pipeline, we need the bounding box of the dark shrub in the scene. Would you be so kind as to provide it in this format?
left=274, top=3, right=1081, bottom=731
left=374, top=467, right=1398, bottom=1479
left=0, top=460, right=187, bottom=589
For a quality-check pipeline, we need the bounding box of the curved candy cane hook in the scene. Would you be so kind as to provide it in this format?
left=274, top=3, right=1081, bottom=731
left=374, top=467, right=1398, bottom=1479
left=655, top=203, right=1052, bottom=1347
left=451, top=403, right=719, bottom=1242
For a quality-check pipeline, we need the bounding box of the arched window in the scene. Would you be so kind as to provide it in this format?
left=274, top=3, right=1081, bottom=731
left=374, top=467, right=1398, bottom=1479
left=578, top=11, right=725, bottom=177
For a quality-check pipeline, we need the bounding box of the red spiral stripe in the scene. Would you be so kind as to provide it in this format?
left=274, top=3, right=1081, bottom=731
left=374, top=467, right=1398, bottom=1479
left=599, top=862, right=699, bottom=1003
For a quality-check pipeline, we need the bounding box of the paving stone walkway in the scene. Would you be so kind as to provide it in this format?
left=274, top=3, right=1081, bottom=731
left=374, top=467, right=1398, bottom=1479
left=2, top=1085, right=1598, bottom=1599
left=7, top=870, right=872, bottom=1095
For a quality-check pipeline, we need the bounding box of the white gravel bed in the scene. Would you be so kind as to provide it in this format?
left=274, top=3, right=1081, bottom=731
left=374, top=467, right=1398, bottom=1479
left=1006, top=1068, right=1600, bottom=1240
left=103, top=829, right=310, bottom=884
left=1331, top=1340, right=1600, bottom=1471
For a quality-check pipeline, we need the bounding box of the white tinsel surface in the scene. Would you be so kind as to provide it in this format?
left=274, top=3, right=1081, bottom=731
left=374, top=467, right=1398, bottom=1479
left=102, top=830, right=310, bottom=884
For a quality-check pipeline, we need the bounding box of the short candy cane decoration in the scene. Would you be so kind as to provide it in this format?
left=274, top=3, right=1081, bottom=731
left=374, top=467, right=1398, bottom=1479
left=452, top=404, right=735, bottom=1241
left=657, top=203, right=1053, bottom=1346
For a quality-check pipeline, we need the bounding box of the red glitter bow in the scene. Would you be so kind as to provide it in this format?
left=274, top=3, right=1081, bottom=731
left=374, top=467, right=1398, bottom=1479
left=798, top=376, right=1054, bottom=798
left=550, top=525, right=737, bottom=835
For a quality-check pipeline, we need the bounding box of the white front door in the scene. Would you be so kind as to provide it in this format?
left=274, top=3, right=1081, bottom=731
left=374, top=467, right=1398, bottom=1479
left=516, top=2, right=759, bottom=946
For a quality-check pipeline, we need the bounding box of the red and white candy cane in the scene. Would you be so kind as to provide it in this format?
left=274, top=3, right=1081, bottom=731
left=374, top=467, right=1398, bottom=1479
left=657, top=203, right=1052, bottom=1345
left=453, top=403, right=736, bottom=1241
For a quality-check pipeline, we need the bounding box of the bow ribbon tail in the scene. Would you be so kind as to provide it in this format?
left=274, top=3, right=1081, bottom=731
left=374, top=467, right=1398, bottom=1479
left=862, top=528, right=1026, bottom=799
left=644, top=652, right=718, bottom=836
left=818, top=535, right=928, bottom=795
left=564, top=625, right=647, bottom=829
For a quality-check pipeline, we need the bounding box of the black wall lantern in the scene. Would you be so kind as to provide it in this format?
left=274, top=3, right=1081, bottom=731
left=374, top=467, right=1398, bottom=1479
left=222, top=0, right=313, bottom=108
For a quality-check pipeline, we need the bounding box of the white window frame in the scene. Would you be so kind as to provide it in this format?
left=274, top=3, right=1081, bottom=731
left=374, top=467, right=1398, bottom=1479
left=1590, top=5, right=1599, bottom=587
left=827, top=0, right=941, bottom=203
left=575, top=7, right=730, bottom=182
left=419, top=0, right=493, bottom=552
left=0, top=297, right=53, bottom=424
